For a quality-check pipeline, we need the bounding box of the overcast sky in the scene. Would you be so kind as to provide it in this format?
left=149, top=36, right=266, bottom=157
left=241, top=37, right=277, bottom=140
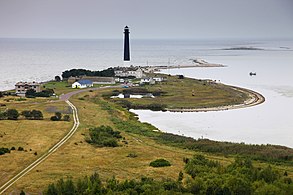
left=0, top=0, right=292, bottom=39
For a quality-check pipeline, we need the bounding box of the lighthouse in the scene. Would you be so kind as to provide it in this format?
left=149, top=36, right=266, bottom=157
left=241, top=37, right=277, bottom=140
left=123, top=26, right=130, bottom=61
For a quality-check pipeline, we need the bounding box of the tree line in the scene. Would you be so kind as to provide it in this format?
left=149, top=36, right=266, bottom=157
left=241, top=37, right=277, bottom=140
left=0, top=109, right=43, bottom=120
left=61, top=68, right=115, bottom=79
left=25, top=89, right=54, bottom=98
left=42, top=155, right=293, bottom=195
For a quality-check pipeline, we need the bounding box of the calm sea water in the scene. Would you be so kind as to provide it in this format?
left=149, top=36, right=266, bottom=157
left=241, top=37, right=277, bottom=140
left=1, top=38, right=293, bottom=147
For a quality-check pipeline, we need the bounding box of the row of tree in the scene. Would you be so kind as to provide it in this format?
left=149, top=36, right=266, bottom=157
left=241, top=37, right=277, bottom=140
left=42, top=155, right=293, bottom=195
left=61, top=68, right=115, bottom=79
left=26, top=89, right=54, bottom=98
left=0, top=109, right=43, bottom=120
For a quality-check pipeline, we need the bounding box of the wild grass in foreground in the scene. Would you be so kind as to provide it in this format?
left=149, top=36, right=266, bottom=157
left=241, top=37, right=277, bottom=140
left=43, top=155, right=293, bottom=195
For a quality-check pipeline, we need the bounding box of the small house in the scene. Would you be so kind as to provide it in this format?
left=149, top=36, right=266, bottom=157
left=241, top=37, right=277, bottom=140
left=153, top=77, right=164, bottom=82
left=72, top=80, right=93, bottom=89
left=15, top=81, right=41, bottom=96
left=80, top=76, right=115, bottom=84
left=140, top=78, right=155, bottom=85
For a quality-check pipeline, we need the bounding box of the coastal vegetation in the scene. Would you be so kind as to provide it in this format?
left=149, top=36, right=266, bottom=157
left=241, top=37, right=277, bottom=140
left=43, top=155, right=293, bottom=194
left=149, top=158, right=171, bottom=167
left=106, top=74, right=249, bottom=110
left=97, top=94, right=293, bottom=164
left=86, top=125, right=122, bottom=147
left=25, top=88, right=55, bottom=98
left=61, top=68, right=115, bottom=79
left=1, top=74, right=293, bottom=194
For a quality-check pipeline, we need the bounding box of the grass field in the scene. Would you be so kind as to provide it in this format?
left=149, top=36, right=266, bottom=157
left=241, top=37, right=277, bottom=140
left=0, top=100, right=72, bottom=188
left=109, top=74, right=248, bottom=109
left=1, top=75, right=292, bottom=194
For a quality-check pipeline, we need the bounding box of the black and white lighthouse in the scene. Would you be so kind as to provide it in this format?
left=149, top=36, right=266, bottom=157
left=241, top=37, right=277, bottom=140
left=123, top=26, right=130, bottom=61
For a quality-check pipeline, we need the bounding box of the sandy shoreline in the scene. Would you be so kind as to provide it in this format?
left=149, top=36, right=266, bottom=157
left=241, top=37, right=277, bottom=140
left=166, top=85, right=265, bottom=112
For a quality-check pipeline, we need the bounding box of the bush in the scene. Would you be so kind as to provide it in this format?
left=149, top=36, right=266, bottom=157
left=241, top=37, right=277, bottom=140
left=127, top=153, right=138, bottom=158
left=86, top=125, right=121, bottom=147
left=11, top=146, right=16, bottom=150
left=0, top=147, right=10, bottom=155
left=50, top=112, right=62, bottom=121
left=21, top=110, right=43, bottom=120
left=6, top=109, right=19, bottom=120
left=0, top=91, right=4, bottom=98
left=150, top=159, right=171, bottom=167
left=63, top=115, right=70, bottom=121
left=0, top=111, right=7, bottom=120
left=50, top=116, right=59, bottom=121
left=18, top=147, right=24, bottom=151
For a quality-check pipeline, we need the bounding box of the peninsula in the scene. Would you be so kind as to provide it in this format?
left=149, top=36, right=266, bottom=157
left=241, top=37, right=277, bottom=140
left=0, top=67, right=292, bottom=194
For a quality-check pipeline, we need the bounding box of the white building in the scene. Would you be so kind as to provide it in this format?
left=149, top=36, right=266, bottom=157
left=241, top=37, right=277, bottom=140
left=140, top=77, right=155, bottom=85
left=72, top=80, right=93, bottom=89
left=114, top=66, right=144, bottom=78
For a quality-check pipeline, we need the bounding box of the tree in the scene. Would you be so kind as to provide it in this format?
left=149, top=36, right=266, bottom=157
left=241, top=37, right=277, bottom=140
left=63, top=115, right=70, bottom=121
left=0, top=111, right=7, bottom=120
left=25, top=89, right=36, bottom=98
left=0, top=91, right=3, bottom=98
left=31, top=110, right=43, bottom=120
left=20, top=190, right=26, bottom=195
left=55, top=75, right=61, bottom=82
left=55, top=112, right=62, bottom=120
left=6, top=109, right=19, bottom=120
left=21, top=110, right=32, bottom=119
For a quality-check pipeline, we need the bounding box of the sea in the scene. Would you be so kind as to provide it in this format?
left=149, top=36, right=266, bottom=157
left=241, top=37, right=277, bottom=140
left=1, top=38, right=293, bottom=147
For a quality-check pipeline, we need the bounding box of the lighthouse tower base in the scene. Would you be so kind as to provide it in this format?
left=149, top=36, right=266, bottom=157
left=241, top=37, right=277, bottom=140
left=123, top=61, right=131, bottom=67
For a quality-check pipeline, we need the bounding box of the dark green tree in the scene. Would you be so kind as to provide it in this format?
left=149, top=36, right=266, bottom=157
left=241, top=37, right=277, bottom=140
left=25, top=89, right=36, bottom=98
left=63, top=115, right=70, bottom=121
left=21, top=110, right=32, bottom=119
left=55, top=112, right=62, bottom=120
left=0, top=111, right=7, bottom=120
left=19, top=190, right=25, bottom=195
left=55, top=76, right=61, bottom=82
left=6, top=109, right=19, bottom=120
left=31, top=110, right=43, bottom=120
left=44, top=184, right=58, bottom=195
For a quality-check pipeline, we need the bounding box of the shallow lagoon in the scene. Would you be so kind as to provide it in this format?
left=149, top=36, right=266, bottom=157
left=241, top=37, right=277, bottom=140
left=132, top=44, right=293, bottom=148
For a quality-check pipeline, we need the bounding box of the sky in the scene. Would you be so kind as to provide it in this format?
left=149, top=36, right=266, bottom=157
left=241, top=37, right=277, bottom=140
left=0, top=0, right=292, bottom=39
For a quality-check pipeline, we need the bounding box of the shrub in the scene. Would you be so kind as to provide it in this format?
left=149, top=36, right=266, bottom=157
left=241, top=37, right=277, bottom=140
left=0, top=111, right=7, bottom=120
left=18, top=147, right=24, bottom=151
left=21, top=110, right=43, bottom=120
left=11, top=146, right=16, bottom=150
left=0, top=91, right=3, bottom=98
left=86, top=125, right=121, bottom=147
left=31, top=110, right=43, bottom=120
left=63, top=115, right=70, bottom=121
left=150, top=159, right=171, bottom=167
left=127, top=153, right=138, bottom=158
left=25, top=89, right=36, bottom=98
left=6, top=109, right=19, bottom=120
left=51, top=112, right=62, bottom=121
left=0, top=147, right=10, bottom=155
left=50, top=116, right=59, bottom=121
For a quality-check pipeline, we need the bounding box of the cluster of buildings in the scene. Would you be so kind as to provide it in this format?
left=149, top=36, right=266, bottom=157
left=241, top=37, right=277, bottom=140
left=69, top=67, right=165, bottom=89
